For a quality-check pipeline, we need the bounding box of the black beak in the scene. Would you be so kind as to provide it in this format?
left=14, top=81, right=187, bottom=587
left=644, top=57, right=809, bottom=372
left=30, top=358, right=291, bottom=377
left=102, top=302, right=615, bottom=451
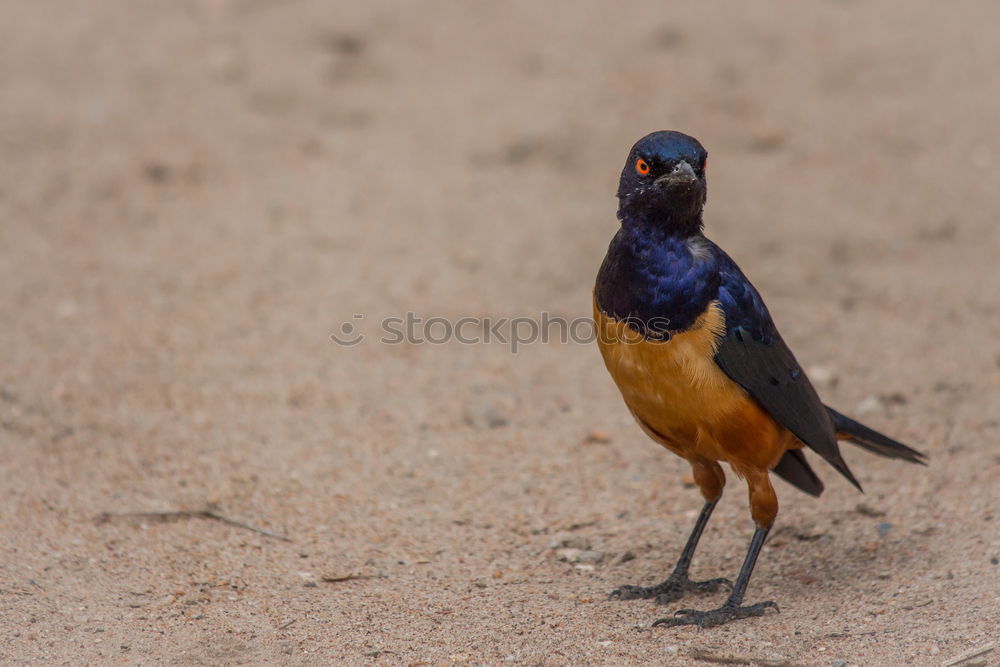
left=656, top=160, right=698, bottom=186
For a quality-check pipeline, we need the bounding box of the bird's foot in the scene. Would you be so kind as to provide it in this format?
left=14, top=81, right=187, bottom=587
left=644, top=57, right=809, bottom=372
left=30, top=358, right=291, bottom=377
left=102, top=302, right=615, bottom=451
left=609, top=574, right=731, bottom=605
left=652, top=600, right=779, bottom=628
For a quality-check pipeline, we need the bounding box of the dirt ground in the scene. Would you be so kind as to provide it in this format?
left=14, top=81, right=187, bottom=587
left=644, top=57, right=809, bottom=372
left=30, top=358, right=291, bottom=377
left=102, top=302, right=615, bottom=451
left=2, top=1, right=999, bottom=665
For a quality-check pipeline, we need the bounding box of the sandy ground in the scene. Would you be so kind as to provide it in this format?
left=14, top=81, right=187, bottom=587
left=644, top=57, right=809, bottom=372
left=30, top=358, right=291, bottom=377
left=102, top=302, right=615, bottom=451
left=2, top=1, right=999, bottom=665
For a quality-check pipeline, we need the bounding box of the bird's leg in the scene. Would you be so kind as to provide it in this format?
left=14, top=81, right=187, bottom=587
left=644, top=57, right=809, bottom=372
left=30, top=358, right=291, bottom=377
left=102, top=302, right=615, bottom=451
left=611, top=459, right=731, bottom=604
left=654, top=470, right=779, bottom=627
left=653, top=525, right=778, bottom=627
left=609, top=498, right=730, bottom=604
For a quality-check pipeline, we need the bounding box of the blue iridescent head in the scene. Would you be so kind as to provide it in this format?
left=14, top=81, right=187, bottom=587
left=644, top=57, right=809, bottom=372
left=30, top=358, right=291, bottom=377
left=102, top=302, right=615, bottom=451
left=617, top=130, right=708, bottom=234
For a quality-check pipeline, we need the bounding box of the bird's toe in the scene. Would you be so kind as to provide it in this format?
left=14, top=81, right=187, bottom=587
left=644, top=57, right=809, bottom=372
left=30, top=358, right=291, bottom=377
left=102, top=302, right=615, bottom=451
left=652, top=600, right=779, bottom=628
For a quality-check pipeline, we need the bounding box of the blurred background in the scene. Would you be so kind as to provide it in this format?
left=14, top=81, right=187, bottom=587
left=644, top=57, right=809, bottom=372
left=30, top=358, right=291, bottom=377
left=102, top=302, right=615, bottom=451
left=2, top=1, right=998, bottom=663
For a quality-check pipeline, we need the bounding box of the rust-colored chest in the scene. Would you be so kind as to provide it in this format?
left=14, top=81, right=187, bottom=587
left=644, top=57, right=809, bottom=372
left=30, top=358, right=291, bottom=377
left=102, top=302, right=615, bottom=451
left=593, top=295, right=792, bottom=469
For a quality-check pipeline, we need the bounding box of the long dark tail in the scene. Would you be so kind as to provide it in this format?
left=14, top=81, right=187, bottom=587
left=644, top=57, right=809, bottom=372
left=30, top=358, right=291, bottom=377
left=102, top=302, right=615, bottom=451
left=772, top=449, right=824, bottom=497
left=827, top=407, right=927, bottom=465
left=773, top=408, right=926, bottom=496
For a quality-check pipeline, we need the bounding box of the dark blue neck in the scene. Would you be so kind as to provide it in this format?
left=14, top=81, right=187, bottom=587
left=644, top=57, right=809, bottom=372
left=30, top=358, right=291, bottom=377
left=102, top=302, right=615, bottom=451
left=617, top=196, right=705, bottom=237
left=595, top=221, right=720, bottom=337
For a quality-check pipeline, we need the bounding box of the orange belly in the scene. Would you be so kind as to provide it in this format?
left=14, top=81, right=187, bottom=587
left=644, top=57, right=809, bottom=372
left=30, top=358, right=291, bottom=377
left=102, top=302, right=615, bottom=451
left=593, top=296, right=798, bottom=472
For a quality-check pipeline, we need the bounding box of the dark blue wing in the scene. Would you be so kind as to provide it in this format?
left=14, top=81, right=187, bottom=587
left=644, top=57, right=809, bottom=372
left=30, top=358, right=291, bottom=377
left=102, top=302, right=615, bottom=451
left=711, top=246, right=862, bottom=490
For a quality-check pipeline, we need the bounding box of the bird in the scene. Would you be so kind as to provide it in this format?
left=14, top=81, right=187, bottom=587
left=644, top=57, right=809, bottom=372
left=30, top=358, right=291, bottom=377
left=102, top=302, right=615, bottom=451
left=593, top=130, right=926, bottom=627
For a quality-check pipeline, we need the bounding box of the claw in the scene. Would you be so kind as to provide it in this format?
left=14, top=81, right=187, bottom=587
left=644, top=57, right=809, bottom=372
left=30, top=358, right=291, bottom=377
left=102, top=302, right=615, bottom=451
left=609, top=575, right=729, bottom=604
left=689, top=577, right=731, bottom=593
left=608, top=585, right=646, bottom=601
left=652, top=600, right=779, bottom=628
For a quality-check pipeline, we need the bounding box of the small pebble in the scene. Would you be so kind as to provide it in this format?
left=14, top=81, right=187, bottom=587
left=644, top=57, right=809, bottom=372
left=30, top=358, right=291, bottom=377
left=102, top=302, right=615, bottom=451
left=613, top=550, right=636, bottom=565
left=555, top=547, right=604, bottom=564
left=463, top=403, right=510, bottom=429
left=855, top=503, right=885, bottom=517
left=548, top=534, right=592, bottom=550
left=142, top=163, right=171, bottom=184
left=577, top=550, right=605, bottom=564
left=808, top=365, right=839, bottom=389
left=881, top=391, right=907, bottom=405
left=485, top=407, right=509, bottom=428
left=876, top=522, right=893, bottom=537
left=855, top=396, right=882, bottom=417
left=555, top=548, right=582, bottom=563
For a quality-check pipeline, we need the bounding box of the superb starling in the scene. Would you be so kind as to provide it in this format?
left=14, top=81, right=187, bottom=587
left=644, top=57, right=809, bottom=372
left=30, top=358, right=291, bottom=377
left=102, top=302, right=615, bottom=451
left=593, top=130, right=926, bottom=627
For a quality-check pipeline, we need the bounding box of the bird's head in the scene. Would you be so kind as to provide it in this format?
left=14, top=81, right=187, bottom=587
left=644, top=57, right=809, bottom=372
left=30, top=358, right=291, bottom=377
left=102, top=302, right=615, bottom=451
left=617, top=130, right=708, bottom=234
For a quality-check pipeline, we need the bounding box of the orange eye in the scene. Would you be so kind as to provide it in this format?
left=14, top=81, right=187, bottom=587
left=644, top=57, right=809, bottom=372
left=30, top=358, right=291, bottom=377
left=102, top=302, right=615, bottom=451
left=636, top=158, right=650, bottom=175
